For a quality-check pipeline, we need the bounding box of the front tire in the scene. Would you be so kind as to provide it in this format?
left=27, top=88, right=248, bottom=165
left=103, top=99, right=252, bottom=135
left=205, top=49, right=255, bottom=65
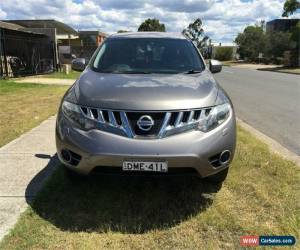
left=205, top=168, right=229, bottom=184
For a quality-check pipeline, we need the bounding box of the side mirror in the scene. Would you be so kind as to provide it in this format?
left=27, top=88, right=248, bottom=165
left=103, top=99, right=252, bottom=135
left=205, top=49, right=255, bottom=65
left=71, top=58, right=86, bottom=72
left=209, top=59, right=222, bottom=74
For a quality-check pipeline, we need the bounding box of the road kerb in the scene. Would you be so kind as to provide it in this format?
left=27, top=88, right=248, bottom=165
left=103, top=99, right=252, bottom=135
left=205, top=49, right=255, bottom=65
left=238, top=118, right=300, bottom=167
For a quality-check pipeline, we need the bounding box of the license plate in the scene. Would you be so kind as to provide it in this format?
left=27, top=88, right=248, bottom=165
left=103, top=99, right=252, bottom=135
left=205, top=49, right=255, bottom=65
left=122, top=161, right=168, bottom=172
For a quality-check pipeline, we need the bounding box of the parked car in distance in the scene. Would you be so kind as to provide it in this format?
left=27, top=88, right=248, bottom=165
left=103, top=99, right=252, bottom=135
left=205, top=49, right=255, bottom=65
left=56, top=32, right=236, bottom=184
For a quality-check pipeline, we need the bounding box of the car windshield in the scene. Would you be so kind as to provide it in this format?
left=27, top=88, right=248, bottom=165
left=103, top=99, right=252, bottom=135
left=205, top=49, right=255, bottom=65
left=92, top=38, right=205, bottom=74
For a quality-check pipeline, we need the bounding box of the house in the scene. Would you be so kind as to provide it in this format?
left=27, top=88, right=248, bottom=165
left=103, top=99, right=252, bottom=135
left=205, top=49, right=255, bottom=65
left=266, top=18, right=299, bottom=32
left=78, top=31, right=107, bottom=46
left=68, top=31, right=108, bottom=60
left=267, top=18, right=300, bottom=66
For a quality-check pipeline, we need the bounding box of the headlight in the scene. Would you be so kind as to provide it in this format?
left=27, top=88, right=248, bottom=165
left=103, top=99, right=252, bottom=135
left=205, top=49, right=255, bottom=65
left=62, top=101, right=96, bottom=130
left=198, top=103, right=231, bottom=132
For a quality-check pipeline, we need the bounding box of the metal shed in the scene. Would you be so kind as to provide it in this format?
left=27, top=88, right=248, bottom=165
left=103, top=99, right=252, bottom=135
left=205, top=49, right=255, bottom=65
left=0, top=21, right=56, bottom=78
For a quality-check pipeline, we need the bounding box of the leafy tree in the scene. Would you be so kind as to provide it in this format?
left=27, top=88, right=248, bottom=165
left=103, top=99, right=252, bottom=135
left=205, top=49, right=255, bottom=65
left=288, top=21, right=300, bottom=66
left=235, top=25, right=266, bottom=61
left=235, top=20, right=299, bottom=64
left=182, top=18, right=209, bottom=49
left=264, top=31, right=291, bottom=59
left=282, top=0, right=300, bottom=17
left=117, top=30, right=130, bottom=33
left=290, top=21, right=300, bottom=48
left=214, top=47, right=233, bottom=61
left=138, top=19, right=166, bottom=32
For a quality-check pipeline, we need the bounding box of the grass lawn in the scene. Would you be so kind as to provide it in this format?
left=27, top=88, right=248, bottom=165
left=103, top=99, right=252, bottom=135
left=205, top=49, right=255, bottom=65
left=220, top=60, right=236, bottom=67
left=0, top=126, right=299, bottom=249
left=40, top=70, right=81, bottom=79
left=0, top=80, right=68, bottom=147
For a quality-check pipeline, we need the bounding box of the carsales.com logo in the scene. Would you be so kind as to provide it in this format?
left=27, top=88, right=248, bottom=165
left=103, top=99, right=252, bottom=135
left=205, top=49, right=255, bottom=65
left=240, top=236, right=296, bottom=247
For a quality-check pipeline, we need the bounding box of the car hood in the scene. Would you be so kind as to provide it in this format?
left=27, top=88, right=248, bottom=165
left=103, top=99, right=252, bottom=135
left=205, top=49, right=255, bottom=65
left=74, top=68, right=219, bottom=110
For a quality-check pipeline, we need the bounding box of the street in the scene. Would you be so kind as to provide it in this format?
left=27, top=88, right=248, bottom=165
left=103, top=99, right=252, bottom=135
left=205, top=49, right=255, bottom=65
left=215, top=67, right=300, bottom=155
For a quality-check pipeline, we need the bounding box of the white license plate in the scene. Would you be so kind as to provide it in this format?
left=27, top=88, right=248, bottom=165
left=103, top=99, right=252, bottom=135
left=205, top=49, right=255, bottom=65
left=122, top=161, right=168, bottom=172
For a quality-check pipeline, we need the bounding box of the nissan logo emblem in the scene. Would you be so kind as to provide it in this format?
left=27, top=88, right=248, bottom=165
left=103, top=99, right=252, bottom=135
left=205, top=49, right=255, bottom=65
left=137, top=115, right=154, bottom=131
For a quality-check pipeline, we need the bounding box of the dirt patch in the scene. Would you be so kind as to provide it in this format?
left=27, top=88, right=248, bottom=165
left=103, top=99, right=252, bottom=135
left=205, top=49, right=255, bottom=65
left=230, top=63, right=280, bottom=69
left=14, top=78, right=75, bottom=86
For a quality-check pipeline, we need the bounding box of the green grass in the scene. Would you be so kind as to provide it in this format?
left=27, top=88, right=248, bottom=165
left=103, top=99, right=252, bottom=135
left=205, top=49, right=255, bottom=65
left=40, top=70, right=81, bottom=79
left=0, top=80, right=68, bottom=147
left=0, top=126, right=299, bottom=249
left=221, top=60, right=235, bottom=67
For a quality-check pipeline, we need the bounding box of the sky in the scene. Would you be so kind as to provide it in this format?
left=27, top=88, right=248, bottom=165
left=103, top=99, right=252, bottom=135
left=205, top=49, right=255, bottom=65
left=0, top=0, right=299, bottom=43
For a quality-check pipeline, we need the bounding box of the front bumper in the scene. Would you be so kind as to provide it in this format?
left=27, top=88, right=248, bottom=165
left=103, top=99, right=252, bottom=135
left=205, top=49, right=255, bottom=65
left=56, top=111, right=236, bottom=177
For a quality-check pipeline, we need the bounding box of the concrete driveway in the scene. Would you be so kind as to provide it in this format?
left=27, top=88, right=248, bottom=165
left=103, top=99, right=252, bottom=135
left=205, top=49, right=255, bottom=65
left=215, top=67, right=300, bottom=155
left=0, top=117, right=57, bottom=241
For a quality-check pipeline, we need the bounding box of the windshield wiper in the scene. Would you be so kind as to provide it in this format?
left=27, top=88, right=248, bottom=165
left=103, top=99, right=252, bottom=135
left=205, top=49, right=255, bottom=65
left=183, top=69, right=202, bottom=74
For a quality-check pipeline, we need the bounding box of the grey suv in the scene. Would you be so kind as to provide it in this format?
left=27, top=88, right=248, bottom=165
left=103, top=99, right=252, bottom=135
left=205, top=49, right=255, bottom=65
left=56, top=32, right=236, bottom=183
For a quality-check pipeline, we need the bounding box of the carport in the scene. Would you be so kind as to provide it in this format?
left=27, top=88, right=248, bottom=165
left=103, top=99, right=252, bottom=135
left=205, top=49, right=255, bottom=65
left=0, top=21, right=56, bottom=78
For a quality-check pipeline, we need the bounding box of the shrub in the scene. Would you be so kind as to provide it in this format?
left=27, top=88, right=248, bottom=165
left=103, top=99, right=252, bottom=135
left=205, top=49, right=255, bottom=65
left=214, top=47, right=233, bottom=61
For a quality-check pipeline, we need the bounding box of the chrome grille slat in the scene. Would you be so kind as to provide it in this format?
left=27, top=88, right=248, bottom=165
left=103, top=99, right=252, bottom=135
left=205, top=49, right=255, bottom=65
left=120, top=111, right=134, bottom=138
left=158, top=112, right=171, bottom=138
left=79, top=106, right=211, bottom=139
left=97, top=110, right=105, bottom=123
left=200, top=109, right=206, bottom=119
left=174, top=112, right=183, bottom=127
left=188, top=110, right=194, bottom=122
left=108, top=111, right=118, bottom=127
left=87, top=108, right=94, bottom=119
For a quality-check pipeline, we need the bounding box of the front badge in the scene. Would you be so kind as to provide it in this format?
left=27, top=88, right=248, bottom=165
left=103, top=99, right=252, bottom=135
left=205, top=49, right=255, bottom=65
left=137, top=115, right=154, bottom=131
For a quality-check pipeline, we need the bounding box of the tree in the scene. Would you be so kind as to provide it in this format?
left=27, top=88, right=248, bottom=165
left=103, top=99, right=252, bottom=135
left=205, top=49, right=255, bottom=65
left=182, top=18, right=209, bottom=49
left=282, top=0, right=300, bottom=17
left=138, top=19, right=166, bottom=32
left=235, top=25, right=266, bottom=61
left=117, top=30, right=130, bottom=33
left=235, top=23, right=296, bottom=64
left=264, top=31, right=291, bottom=59
left=290, top=21, right=300, bottom=48
left=288, top=21, right=300, bottom=66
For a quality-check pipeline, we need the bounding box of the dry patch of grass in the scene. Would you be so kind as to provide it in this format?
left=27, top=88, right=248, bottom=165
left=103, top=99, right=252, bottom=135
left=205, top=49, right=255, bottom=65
left=219, top=60, right=236, bottom=67
left=40, top=70, right=81, bottom=79
left=0, top=126, right=299, bottom=249
left=0, top=80, right=68, bottom=147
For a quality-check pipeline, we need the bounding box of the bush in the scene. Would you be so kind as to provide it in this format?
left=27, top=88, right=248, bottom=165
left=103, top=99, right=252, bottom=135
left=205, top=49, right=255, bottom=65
left=214, top=47, right=233, bottom=61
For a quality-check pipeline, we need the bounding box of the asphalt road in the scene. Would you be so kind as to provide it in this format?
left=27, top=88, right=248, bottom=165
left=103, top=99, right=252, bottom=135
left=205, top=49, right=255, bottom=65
left=215, top=67, right=300, bottom=155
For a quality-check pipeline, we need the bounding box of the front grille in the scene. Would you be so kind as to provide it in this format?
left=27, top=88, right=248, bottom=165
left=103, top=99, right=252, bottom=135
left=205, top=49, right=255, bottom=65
left=79, top=106, right=212, bottom=139
left=126, top=112, right=165, bottom=137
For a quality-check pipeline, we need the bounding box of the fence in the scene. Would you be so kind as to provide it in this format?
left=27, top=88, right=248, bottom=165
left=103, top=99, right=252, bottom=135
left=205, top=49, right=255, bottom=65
left=0, top=28, right=56, bottom=78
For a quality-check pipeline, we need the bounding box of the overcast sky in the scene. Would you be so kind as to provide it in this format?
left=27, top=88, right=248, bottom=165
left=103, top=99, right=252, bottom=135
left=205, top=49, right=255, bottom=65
left=0, top=0, right=299, bottom=43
